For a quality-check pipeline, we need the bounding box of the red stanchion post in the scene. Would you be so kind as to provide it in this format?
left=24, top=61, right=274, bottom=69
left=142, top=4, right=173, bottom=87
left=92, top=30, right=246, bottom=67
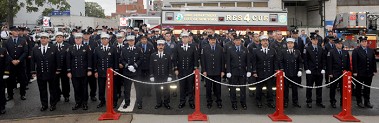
left=333, top=71, right=360, bottom=122
left=268, top=70, right=292, bottom=122
left=188, top=69, right=208, bottom=121
left=98, top=68, right=121, bottom=121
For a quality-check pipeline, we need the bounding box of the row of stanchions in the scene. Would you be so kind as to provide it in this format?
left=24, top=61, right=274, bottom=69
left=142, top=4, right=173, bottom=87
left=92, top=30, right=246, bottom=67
left=97, top=69, right=360, bottom=122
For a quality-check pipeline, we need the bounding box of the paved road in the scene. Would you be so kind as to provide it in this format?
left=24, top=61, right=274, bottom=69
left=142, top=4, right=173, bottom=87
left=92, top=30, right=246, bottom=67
left=0, top=63, right=379, bottom=120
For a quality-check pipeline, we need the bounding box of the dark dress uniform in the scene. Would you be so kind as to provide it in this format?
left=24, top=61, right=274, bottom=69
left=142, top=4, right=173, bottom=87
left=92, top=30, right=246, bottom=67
left=83, top=40, right=99, bottom=100
left=54, top=42, right=71, bottom=101
left=304, top=45, right=326, bottom=106
left=31, top=44, right=60, bottom=109
left=3, top=37, right=28, bottom=100
left=149, top=51, right=172, bottom=106
left=279, top=48, right=303, bottom=106
left=174, top=43, right=198, bottom=108
left=0, top=48, right=8, bottom=113
left=112, top=42, right=125, bottom=106
left=22, top=35, right=35, bottom=83
left=352, top=46, right=377, bottom=107
left=226, top=45, right=250, bottom=108
left=120, top=45, right=143, bottom=107
left=294, top=37, right=305, bottom=55
left=66, top=44, right=93, bottom=109
left=251, top=47, right=278, bottom=107
left=201, top=44, right=224, bottom=107
left=324, top=42, right=336, bottom=85
left=93, top=45, right=117, bottom=104
left=136, top=43, right=155, bottom=96
left=327, top=48, right=350, bottom=106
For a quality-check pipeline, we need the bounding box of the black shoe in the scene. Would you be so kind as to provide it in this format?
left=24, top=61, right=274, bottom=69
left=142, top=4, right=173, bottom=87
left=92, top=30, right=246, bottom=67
left=82, top=104, right=88, bottom=110
left=137, top=103, right=142, bottom=109
left=316, top=103, right=326, bottom=108
left=217, top=103, right=222, bottom=109
left=40, top=106, right=48, bottom=111
left=155, top=104, right=162, bottom=109
left=293, top=103, right=301, bottom=108
left=97, top=102, right=105, bottom=108
left=357, top=103, right=365, bottom=108
left=307, top=103, right=312, bottom=108
left=190, top=104, right=195, bottom=109
left=164, top=104, right=171, bottom=109
left=123, top=104, right=129, bottom=109
left=207, top=104, right=212, bottom=109
left=64, top=97, right=70, bottom=102
left=50, top=105, right=56, bottom=111
left=331, top=103, right=337, bottom=108
left=257, top=102, right=263, bottom=108
left=0, top=109, right=5, bottom=114
left=284, top=103, right=288, bottom=108
left=20, top=96, right=26, bottom=100
left=6, top=96, right=13, bottom=101
left=232, top=104, right=237, bottom=110
left=178, top=103, right=185, bottom=109
left=72, top=104, right=81, bottom=110
left=91, top=97, right=97, bottom=101
left=241, top=104, right=247, bottom=110
left=267, top=103, right=275, bottom=108
left=365, top=102, right=373, bottom=108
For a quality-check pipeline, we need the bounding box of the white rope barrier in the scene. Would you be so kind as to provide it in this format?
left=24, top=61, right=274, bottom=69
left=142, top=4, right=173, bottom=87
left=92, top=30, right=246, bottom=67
left=111, top=69, right=195, bottom=85
left=352, top=77, right=379, bottom=90
left=200, top=72, right=278, bottom=87
left=284, top=72, right=346, bottom=89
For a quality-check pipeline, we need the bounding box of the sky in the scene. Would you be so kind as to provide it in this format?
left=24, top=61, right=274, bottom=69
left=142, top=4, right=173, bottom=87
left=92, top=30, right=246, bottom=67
left=85, top=0, right=116, bottom=16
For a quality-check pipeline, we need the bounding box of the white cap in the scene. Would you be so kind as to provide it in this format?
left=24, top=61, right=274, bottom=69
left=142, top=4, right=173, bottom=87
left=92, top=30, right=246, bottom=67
left=286, top=38, right=295, bottom=43
left=154, top=28, right=160, bottom=31
left=260, top=35, right=268, bottom=40
left=101, top=33, right=110, bottom=38
left=133, top=27, right=139, bottom=31
left=40, top=32, right=49, bottom=38
left=126, top=35, right=135, bottom=40
left=157, top=40, right=165, bottom=44
left=74, top=33, right=83, bottom=38
left=55, top=32, right=64, bottom=36
left=181, top=32, right=189, bottom=37
left=116, top=33, right=124, bottom=38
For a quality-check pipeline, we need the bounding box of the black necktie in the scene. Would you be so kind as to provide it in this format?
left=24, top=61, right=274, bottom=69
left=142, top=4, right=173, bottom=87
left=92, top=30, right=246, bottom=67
left=43, top=47, right=46, bottom=54
left=339, top=50, right=342, bottom=55
left=13, top=39, right=16, bottom=44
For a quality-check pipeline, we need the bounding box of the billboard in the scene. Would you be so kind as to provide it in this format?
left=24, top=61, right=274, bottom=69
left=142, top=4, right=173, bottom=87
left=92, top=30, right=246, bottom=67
left=162, top=11, right=287, bottom=26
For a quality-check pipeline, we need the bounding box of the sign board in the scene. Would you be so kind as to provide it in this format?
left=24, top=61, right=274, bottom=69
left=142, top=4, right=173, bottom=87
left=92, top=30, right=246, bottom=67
left=43, top=17, right=51, bottom=27
left=51, top=10, right=70, bottom=16
left=119, top=17, right=129, bottom=26
left=162, top=11, right=287, bottom=26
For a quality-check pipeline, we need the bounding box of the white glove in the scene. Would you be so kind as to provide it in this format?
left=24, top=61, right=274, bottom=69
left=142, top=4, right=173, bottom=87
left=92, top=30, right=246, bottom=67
left=167, top=77, right=172, bottom=82
left=321, top=70, right=325, bottom=74
left=353, top=73, right=357, bottom=76
left=150, top=77, right=154, bottom=82
left=131, top=69, right=136, bottom=73
left=297, top=71, right=302, bottom=77
left=247, top=72, right=251, bottom=78
left=127, top=66, right=133, bottom=72
left=226, top=73, right=232, bottom=78
left=305, top=70, right=311, bottom=74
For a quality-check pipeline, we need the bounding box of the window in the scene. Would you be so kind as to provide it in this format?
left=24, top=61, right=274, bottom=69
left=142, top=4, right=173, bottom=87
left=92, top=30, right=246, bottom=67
left=204, top=3, right=218, bottom=7
left=172, top=4, right=185, bottom=8
left=220, top=3, right=235, bottom=7
left=237, top=2, right=252, bottom=7
left=187, top=3, right=202, bottom=7
left=253, top=2, right=268, bottom=7
left=337, top=0, right=379, bottom=6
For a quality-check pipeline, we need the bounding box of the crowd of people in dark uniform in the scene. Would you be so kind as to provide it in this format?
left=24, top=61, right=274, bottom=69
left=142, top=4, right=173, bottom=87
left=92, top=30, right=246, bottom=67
left=0, top=25, right=376, bottom=115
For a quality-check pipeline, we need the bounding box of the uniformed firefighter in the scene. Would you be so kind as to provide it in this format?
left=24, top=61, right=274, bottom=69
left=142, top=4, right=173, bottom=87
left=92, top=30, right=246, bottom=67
left=201, top=35, right=224, bottom=109
left=352, top=36, right=377, bottom=108
left=279, top=38, right=302, bottom=108
left=66, top=33, right=93, bottom=110
left=0, top=46, right=9, bottom=114
left=83, top=31, right=99, bottom=102
left=93, top=33, right=118, bottom=108
left=31, top=32, right=61, bottom=111
left=150, top=40, right=172, bottom=110
left=327, top=38, right=350, bottom=108
left=251, top=35, right=278, bottom=109
left=174, top=32, right=199, bottom=109
left=120, top=35, right=143, bottom=109
left=54, top=32, right=71, bottom=102
left=136, top=35, right=155, bottom=96
left=304, top=33, right=326, bottom=108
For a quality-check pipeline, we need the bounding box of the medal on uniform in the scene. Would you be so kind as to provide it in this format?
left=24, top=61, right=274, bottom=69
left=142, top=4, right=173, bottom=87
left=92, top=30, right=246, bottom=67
left=170, top=44, right=174, bottom=48
left=83, top=49, right=86, bottom=52
left=108, top=52, right=111, bottom=55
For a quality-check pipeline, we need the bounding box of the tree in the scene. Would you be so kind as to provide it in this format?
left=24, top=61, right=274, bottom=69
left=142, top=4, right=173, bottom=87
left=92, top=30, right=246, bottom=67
left=85, top=2, right=106, bottom=18
left=0, top=0, right=70, bottom=26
